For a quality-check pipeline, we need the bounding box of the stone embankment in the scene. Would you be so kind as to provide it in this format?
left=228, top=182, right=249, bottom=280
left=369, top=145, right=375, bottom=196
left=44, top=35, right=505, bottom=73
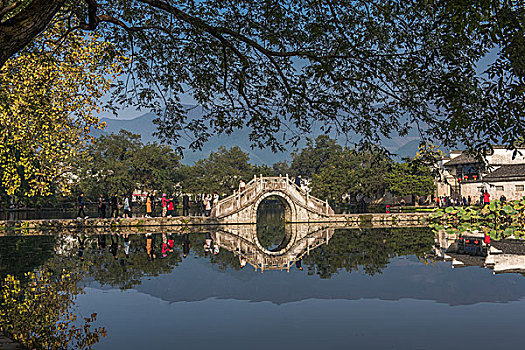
left=0, top=212, right=430, bottom=235
left=0, top=216, right=217, bottom=235
left=319, top=212, right=429, bottom=227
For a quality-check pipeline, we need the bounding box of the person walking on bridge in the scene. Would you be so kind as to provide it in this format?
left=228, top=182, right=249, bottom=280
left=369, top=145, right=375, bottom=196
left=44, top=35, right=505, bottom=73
left=239, top=179, right=246, bottom=192
left=295, top=174, right=302, bottom=188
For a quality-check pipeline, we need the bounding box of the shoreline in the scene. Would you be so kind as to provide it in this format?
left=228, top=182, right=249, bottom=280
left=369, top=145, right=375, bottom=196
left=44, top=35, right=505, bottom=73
left=0, top=213, right=431, bottom=234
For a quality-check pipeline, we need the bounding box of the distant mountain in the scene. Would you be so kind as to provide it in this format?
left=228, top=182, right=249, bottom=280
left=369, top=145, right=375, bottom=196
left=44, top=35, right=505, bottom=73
left=88, top=254, right=525, bottom=306
left=393, top=139, right=421, bottom=160
left=100, top=112, right=159, bottom=143
left=94, top=106, right=422, bottom=165
left=96, top=106, right=292, bottom=165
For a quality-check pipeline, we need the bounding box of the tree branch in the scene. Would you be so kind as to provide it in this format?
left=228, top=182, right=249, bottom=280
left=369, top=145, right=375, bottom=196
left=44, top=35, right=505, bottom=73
left=0, top=0, right=21, bottom=19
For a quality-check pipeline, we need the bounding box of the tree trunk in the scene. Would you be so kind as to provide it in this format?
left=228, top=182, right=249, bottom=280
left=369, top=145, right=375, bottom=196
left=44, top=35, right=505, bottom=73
left=0, top=0, right=64, bottom=67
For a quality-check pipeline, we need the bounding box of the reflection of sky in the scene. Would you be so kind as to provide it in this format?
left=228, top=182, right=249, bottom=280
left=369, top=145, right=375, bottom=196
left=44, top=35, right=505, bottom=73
left=85, top=254, right=525, bottom=307
left=80, top=285, right=525, bottom=350
left=78, top=252, right=525, bottom=349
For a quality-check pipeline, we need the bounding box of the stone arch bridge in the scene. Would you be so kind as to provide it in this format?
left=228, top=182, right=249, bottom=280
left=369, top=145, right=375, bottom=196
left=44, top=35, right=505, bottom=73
left=211, top=176, right=334, bottom=223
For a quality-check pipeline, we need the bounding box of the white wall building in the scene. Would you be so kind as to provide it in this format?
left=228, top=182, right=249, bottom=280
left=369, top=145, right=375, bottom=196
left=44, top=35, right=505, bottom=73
left=439, top=146, right=525, bottom=203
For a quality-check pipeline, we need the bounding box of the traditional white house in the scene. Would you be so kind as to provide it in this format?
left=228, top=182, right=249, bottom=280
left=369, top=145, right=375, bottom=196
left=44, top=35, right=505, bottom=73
left=438, top=146, right=525, bottom=203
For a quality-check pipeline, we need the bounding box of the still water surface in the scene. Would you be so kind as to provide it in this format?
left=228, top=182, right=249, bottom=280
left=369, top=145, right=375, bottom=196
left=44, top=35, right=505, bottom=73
left=2, top=224, right=525, bottom=349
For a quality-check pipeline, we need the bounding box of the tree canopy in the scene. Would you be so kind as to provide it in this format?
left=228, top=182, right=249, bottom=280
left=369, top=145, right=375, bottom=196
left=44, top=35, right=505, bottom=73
left=289, top=136, right=436, bottom=205
left=289, top=136, right=341, bottom=178
left=180, top=146, right=272, bottom=196
left=74, top=130, right=182, bottom=199
left=1, top=0, right=524, bottom=155
left=385, top=162, right=436, bottom=199
left=308, top=145, right=393, bottom=204
left=0, top=20, right=124, bottom=198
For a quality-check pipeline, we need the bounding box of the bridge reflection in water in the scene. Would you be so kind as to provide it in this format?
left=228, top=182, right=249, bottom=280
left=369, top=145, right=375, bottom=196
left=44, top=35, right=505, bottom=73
left=212, top=223, right=335, bottom=272
left=211, top=193, right=334, bottom=272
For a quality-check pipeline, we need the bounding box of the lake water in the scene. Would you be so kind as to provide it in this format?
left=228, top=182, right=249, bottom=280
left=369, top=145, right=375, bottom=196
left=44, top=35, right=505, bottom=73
left=2, top=224, right=525, bottom=350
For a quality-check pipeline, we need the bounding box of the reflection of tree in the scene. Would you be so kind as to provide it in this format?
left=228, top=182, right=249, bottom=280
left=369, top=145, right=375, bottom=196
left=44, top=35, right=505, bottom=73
left=302, top=228, right=435, bottom=278
left=256, top=198, right=286, bottom=250
left=77, top=234, right=183, bottom=290
left=179, top=228, right=435, bottom=277
left=176, top=233, right=243, bottom=271
left=0, top=268, right=106, bottom=349
left=0, top=233, right=184, bottom=349
left=0, top=235, right=56, bottom=280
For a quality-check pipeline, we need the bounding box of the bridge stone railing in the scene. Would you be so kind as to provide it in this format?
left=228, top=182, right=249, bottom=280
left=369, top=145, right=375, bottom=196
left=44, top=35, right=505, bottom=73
left=212, top=175, right=333, bottom=222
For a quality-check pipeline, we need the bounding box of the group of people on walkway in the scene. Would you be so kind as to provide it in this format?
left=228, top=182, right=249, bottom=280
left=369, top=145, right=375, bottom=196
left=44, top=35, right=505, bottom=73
left=147, top=192, right=220, bottom=218
left=435, top=195, right=473, bottom=207
left=76, top=192, right=133, bottom=219
left=95, top=193, right=132, bottom=219
left=434, top=190, right=507, bottom=208
left=75, top=189, right=225, bottom=220
left=74, top=178, right=257, bottom=220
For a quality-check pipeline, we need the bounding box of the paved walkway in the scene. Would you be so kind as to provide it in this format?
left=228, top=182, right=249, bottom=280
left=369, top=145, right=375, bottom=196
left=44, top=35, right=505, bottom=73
left=0, top=212, right=431, bottom=232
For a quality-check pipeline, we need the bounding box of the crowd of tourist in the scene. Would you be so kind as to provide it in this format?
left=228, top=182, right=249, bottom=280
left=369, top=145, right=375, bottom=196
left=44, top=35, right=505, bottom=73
left=434, top=190, right=507, bottom=208
left=74, top=179, right=256, bottom=220
left=77, top=191, right=223, bottom=219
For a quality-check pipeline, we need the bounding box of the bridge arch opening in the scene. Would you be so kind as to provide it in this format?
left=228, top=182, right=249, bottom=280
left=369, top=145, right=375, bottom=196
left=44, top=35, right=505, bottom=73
left=256, top=196, right=293, bottom=252
left=256, top=195, right=293, bottom=223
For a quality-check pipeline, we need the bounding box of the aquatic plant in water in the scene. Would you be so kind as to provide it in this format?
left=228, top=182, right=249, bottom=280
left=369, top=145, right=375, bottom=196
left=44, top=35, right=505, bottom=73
left=430, top=198, right=525, bottom=239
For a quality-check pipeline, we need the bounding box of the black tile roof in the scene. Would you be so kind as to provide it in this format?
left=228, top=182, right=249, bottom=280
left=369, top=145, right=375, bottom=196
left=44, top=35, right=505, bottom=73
left=444, top=153, right=480, bottom=166
left=484, top=164, right=525, bottom=181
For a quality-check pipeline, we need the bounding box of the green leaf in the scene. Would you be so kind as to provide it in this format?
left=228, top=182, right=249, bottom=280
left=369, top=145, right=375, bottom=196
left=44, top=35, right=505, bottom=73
left=431, top=211, right=444, bottom=218
left=503, top=205, right=516, bottom=215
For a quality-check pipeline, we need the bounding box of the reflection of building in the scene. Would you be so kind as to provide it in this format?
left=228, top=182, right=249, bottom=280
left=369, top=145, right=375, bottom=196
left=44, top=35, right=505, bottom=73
left=212, top=224, right=335, bottom=272
left=54, top=235, right=78, bottom=256
left=433, top=230, right=525, bottom=274
left=438, top=146, right=525, bottom=201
